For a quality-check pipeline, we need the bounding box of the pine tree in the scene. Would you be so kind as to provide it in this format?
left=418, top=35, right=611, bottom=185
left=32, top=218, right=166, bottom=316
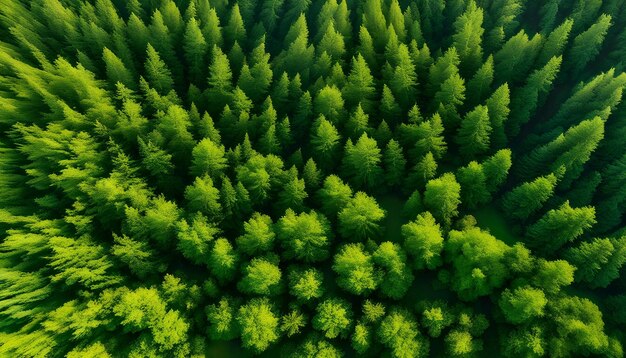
left=362, top=0, right=387, bottom=50
left=225, top=4, right=246, bottom=48
left=144, top=44, right=174, bottom=94
left=456, top=105, right=492, bottom=159
left=507, top=56, right=562, bottom=137
left=537, top=19, right=573, bottom=65
left=103, top=48, right=135, bottom=89
left=311, top=116, right=341, bottom=169
left=424, top=173, right=462, bottom=226
left=466, top=55, right=494, bottom=106
left=343, top=54, right=375, bottom=113
left=202, top=8, right=223, bottom=50
left=345, top=104, right=371, bottom=140
left=502, top=174, right=557, bottom=220
left=383, top=139, right=407, bottom=188
left=568, top=14, right=612, bottom=75
left=486, top=83, right=511, bottom=148
left=526, top=201, right=596, bottom=255
left=183, top=18, right=207, bottom=83
left=342, top=134, right=384, bottom=190
left=452, top=1, right=485, bottom=76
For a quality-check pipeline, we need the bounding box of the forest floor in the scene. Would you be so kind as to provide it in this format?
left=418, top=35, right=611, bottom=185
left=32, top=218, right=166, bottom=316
left=473, top=206, right=520, bottom=245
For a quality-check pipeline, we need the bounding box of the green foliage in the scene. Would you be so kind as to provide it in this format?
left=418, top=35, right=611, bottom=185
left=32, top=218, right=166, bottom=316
left=2, top=1, right=626, bottom=356
left=424, top=173, right=462, bottom=227
left=312, top=298, right=352, bottom=338
left=402, top=212, right=444, bottom=270
left=333, top=243, right=381, bottom=295
left=237, top=298, right=280, bottom=352
left=276, top=209, right=331, bottom=262
left=338, top=192, right=385, bottom=241
left=526, top=201, right=596, bottom=255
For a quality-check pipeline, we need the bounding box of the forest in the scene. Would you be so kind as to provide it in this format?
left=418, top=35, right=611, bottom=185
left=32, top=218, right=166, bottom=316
left=0, top=0, right=626, bottom=356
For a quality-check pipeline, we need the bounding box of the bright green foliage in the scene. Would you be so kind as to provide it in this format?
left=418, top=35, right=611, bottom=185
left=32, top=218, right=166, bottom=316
left=238, top=258, right=282, bottom=295
left=532, top=259, right=576, bottom=294
left=289, top=268, right=324, bottom=301
left=502, top=174, right=558, bottom=220
left=568, top=14, right=612, bottom=75
left=236, top=213, right=275, bottom=255
left=311, top=116, right=341, bottom=168
left=456, top=105, right=492, bottom=159
left=276, top=209, right=332, bottom=262
left=402, top=212, right=444, bottom=270
left=280, top=309, right=307, bottom=337
left=342, top=134, right=383, bottom=190
left=206, top=297, right=238, bottom=340
left=343, top=54, right=376, bottom=112
left=485, top=83, right=511, bottom=147
left=183, top=18, right=207, bottom=82
left=338, top=192, right=385, bottom=241
left=237, top=298, right=280, bottom=353
left=508, top=56, right=562, bottom=137
left=383, top=139, right=407, bottom=188
left=2, top=1, right=626, bottom=356
left=499, top=286, right=547, bottom=324
left=547, top=296, right=609, bottom=357
left=333, top=243, right=381, bottom=295
left=565, top=236, right=626, bottom=288
left=176, top=215, right=218, bottom=265
left=424, top=173, right=462, bottom=226
left=452, top=1, right=485, bottom=75
left=457, top=161, right=491, bottom=209
left=420, top=301, right=455, bottom=338
left=312, top=298, right=352, bottom=338
left=373, top=242, right=414, bottom=299
left=378, top=310, right=429, bottom=358
left=526, top=201, right=596, bottom=255
left=352, top=322, right=371, bottom=353
left=184, top=175, right=222, bottom=218
left=145, top=44, right=174, bottom=94
left=208, top=238, right=239, bottom=282
left=316, top=175, right=352, bottom=216
left=103, top=48, right=134, bottom=89
left=445, top=330, right=482, bottom=357
left=466, top=55, right=494, bottom=105
left=446, top=227, right=512, bottom=300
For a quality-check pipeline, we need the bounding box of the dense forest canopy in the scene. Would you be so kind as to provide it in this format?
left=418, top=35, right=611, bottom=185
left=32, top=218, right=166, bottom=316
left=1, top=0, right=626, bottom=356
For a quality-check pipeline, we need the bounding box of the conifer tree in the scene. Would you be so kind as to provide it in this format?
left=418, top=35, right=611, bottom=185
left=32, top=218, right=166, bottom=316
left=452, top=1, right=485, bottom=75
left=568, top=14, right=612, bottom=75
left=502, top=174, right=558, bottom=220
left=343, top=54, right=375, bottom=113
left=456, top=105, right=492, bottom=159
left=526, top=201, right=596, bottom=255
left=103, top=48, right=135, bottom=89
left=342, top=134, right=384, bottom=190
left=424, top=173, right=462, bottom=226
left=466, top=55, right=494, bottom=106
left=183, top=18, right=207, bottom=82
left=144, top=44, right=174, bottom=94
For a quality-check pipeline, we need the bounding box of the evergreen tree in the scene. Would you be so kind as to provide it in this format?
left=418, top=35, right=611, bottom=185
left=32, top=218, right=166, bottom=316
left=342, top=134, right=384, bottom=190
left=502, top=174, right=558, bottom=220
left=183, top=18, right=207, bottom=83
left=456, top=105, right=492, bottom=159
left=568, top=14, right=612, bottom=75
left=103, top=48, right=135, bottom=89
left=424, top=173, right=462, bottom=226
left=466, top=55, right=494, bottom=106
left=526, top=201, right=596, bottom=255
left=144, top=44, right=174, bottom=94
left=452, top=1, right=485, bottom=75
left=383, top=139, right=407, bottom=188
left=343, top=54, right=375, bottom=113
